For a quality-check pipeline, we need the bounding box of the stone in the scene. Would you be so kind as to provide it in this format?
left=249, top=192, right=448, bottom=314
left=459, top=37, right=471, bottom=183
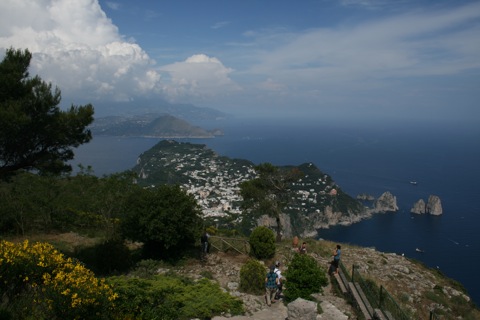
left=426, top=195, right=443, bottom=215
left=227, top=282, right=239, bottom=291
left=287, top=298, right=317, bottom=320
left=373, top=191, right=399, bottom=213
left=318, top=300, right=348, bottom=320
left=411, top=199, right=426, bottom=214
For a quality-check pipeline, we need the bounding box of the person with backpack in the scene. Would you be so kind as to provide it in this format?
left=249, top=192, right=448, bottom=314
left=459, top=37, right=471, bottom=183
left=264, top=265, right=279, bottom=306
left=274, top=261, right=284, bottom=300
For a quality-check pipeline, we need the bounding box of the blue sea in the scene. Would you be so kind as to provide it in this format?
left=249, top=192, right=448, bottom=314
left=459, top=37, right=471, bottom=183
left=71, top=117, right=480, bottom=306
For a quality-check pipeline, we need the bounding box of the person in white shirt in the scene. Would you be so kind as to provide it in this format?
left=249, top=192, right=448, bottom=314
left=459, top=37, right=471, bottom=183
left=274, top=261, right=284, bottom=300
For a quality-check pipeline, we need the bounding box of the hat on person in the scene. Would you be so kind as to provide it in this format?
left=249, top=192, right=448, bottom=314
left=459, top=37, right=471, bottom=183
left=275, top=261, right=280, bottom=267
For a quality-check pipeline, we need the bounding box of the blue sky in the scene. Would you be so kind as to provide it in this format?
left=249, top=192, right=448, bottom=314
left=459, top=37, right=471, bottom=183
left=1, top=0, right=479, bottom=122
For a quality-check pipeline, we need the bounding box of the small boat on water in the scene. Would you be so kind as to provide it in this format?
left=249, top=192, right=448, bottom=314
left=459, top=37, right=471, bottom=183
left=415, top=248, right=425, bottom=253
left=410, top=181, right=418, bottom=185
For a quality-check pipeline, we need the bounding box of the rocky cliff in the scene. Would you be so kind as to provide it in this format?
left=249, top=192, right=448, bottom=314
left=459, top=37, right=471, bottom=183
left=411, top=195, right=443, bottom=215
left=411, top=199, right=426, bottom=214
left=371, top=191, right=399, bottom=213
left=426, top=195, right=443, bottom=215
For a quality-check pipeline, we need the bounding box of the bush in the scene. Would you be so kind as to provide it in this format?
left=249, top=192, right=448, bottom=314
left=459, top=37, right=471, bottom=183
left=74, top=239, right=132, bottom=275
left=239, top=259, right=267, bottom=295
left=284, top=253, right=328, bottom=302
left=121, top=185, right=203, bottom=260
left=0, top=240, right=117, bottom=319
left=108, top=273, right=244, bottom=319
left=249, top=226, right=275, bottom=259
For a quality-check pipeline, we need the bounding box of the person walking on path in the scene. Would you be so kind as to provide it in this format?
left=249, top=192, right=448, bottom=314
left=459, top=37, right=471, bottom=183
left=265, top=265, right=279, bottom=306
left=332, top=244, right=341, bottom=274
left=274, top=261, right=284, bottom=300
left=200, top=230, right=210, bottom=260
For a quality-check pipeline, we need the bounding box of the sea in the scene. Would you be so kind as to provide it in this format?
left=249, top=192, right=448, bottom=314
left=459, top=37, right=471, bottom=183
left=71, top=117, right=480, bottom=306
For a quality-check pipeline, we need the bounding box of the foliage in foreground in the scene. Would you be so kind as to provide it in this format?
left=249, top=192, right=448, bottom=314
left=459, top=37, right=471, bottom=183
left=284, top=253, right=328, bottom=302
left=0, top=48, right=94, bottom=179
left=249, top=226, right=276, bottom=260
left=108, top=273, right=244, bottom=320
left=121, top=184, right=204, bottom=260
left=0, top=240, right=117, bottom=319
left=239, top=259, right=267, bottom=295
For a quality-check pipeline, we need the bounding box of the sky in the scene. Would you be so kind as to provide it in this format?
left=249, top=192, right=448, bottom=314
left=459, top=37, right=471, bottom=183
left=1, top=0, right=479, bottom=122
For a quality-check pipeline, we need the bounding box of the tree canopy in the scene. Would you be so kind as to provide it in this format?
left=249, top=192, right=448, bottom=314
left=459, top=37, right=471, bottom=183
left=240, top=163, right=302, bottom=241
left=121, top=185, right=204, bottom=259
left=0, top=48, right=94, bottom=178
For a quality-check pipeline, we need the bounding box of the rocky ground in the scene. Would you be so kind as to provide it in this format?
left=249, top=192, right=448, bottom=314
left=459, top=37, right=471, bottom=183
left=12, top=233, right=478, bottom=319
left=174, top=239, right=480, bottom=320
left=175, top=251, right=355, bottom=320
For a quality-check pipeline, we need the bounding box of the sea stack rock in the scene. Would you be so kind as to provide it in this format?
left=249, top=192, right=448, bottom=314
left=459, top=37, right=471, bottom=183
left=410, top=199, right=426, bottom=214
left=356, top=193, right=375, bottom=201
left=374, top=191, right=399, bottom=213
left=426, top=195, right=443, bottom=215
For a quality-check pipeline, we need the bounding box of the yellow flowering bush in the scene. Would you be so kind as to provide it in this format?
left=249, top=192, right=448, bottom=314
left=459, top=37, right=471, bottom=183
left=0, top=240, right=117, bottom=319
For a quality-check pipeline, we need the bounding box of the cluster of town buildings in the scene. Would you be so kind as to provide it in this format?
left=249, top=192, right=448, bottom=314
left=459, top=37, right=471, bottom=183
left=135, top=141, right=339, bottom=218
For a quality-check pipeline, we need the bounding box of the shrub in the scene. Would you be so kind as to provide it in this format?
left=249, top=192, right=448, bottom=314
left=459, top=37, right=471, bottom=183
left=108, top=273, right=244, bottom=319
left=74, top=239, right=132, bottom=275
left=284, top=253, right=328, bottom=302
left=239, top=259, right=267, bottom=295
left=0, top=240, right=117, bottom=319
left=249, top=226, right=275, bottom=259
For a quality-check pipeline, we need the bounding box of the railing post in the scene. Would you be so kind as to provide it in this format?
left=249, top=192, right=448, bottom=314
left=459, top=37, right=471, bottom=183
left=379, top=285, right=384, bottom=309
left=351, top=264, right=355, bottom=282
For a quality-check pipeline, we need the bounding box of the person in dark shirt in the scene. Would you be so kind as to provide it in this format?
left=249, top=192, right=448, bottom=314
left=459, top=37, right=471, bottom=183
left=264, top=265, right=279, bottom=306
left=332, top=244, right=341, bottom=274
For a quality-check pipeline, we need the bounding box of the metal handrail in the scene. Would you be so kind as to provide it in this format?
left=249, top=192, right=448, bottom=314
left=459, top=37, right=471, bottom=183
left=340, top=262, right=410, bottom=320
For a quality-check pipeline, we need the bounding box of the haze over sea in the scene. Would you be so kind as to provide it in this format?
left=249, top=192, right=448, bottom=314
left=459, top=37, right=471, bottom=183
left=72, top=118, right=480, bottom=306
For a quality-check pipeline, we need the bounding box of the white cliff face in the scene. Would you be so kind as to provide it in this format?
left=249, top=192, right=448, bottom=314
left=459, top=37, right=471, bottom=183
left=426, top=195, right=443, bottom=215
left=373, top=191, right=399, bottom=213
left=411, top=199, right=426, bottom=214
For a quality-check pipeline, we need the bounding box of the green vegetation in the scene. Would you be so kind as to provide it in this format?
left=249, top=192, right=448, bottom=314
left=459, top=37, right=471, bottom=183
left=108, top=274, right=243, bottom=320
left=240, top=163, right=303, bottom=241
left=121, top=184, right=203, bottom=260
left=284, top=253, right=328, bottom=302
left=0, top=48, right=94, bottom=179
left=239, top=259, right=267, bottom=295
left=249, top=226, right=276, bottom=259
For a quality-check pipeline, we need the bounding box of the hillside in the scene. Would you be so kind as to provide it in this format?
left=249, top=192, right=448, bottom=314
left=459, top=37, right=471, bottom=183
left=154, top=238, right=480, bottom=319
left=131, top=140, right=367, bottom=237
left=11, top=233, right=478, bottom=319
left=90, top=113, right=224, bottom=138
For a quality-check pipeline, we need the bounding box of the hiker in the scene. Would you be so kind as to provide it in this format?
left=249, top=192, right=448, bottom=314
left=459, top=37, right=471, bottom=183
left=274, top=261, right=284, bottom=300
left=332, top=244, right=341, bottom=274
left=265, top=265, right=279, bottom=306
left=200, top=231, right=210, bottom=255
left=298, top=242, right=307, bottom=254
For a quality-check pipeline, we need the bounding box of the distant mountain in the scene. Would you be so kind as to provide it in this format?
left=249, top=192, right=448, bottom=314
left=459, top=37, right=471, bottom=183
left=96, top=99, right=230, bottom=122
left=90, top=114, right=224, bottom=138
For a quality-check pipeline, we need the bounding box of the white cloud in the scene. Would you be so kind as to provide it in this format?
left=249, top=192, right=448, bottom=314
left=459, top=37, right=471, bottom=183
left=160, top=54, right=241, bottom=103
left=246, top=2, right=480, bottom=100
left=0, top=0, right=478, bottom=119
left=105, top=1, right=120, bottom=10
left=0, top=0, right=162, bottom=104
left=211, top=21, right=230, bottom=30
